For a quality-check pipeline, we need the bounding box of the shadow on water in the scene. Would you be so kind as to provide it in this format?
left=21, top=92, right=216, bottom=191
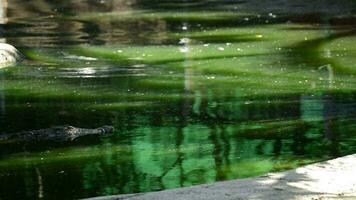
left=288, top=28, right=356, bottom=74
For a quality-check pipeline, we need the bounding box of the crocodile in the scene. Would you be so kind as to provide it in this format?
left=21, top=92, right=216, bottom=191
left=0, top=125, right=114, bottom=143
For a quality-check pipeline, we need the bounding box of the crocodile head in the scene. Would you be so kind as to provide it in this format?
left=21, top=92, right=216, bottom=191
left=98, top=125, right=115, bottom=135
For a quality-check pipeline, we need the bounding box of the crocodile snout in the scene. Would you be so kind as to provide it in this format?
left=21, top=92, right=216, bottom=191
left=99, top=126, right=115, bottom=134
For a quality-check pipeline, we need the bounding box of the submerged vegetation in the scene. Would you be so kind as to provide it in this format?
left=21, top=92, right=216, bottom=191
left=1, top=0, right=356, bottom=199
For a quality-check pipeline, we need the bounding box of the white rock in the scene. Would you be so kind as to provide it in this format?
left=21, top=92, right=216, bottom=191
left=0, top=43, right=23, bottom=68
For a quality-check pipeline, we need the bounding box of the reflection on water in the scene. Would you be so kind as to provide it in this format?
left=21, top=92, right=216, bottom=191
left=1, top=0, right=356, bottom=199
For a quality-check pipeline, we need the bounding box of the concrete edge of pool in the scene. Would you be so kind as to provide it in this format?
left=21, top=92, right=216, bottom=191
left=83, top=154, right=356, bottom=200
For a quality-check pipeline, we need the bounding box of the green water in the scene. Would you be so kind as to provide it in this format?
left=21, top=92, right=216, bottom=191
left=1, top=0, right=356, bottom=199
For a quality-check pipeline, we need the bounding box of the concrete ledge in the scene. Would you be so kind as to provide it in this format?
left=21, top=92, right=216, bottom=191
left=84, top=154, right=356, bottom=200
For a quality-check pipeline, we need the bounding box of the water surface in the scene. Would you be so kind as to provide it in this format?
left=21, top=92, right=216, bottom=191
left=1, top=0, right=356, bottom=199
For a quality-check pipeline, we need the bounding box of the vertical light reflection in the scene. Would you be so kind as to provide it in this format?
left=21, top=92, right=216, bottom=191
left=0, top=0, right=7, bottom=117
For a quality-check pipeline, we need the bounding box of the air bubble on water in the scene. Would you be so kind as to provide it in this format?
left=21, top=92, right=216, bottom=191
left=268, top=13, right=277, bottom=18
left=218, top=47, right=225, bottom=51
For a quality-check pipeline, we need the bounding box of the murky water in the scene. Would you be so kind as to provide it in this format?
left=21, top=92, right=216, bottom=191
left=1, top=0, right=356, bottom=199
